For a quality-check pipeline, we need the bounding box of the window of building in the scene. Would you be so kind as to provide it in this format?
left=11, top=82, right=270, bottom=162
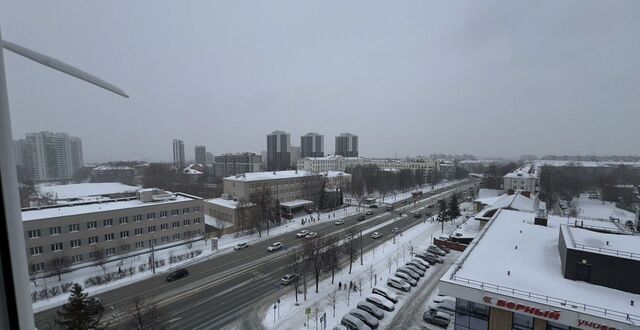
left=193, top=229, right=201, bottom=236
left=193, top=217, right=201, bottom=224
left=70, top=239, right=82, bottom=248
left=161, top=236, right=169, bottom=243
left=119, top=216, right=129, bottom=224
left=172, top=233, right=180, bottom=240
left=193, top=206, right=200, bottom=212
left=172, top=221, right=180, bottom=228
left=160, top=211, right=168, bottom=218
left=133, top=214, right=143, bottom=222
left=513, top=313, right=534, bottom=330
left=147, top=225, right=156, bottom=233
left=105, top=233, right=114, bottom=241
left=72, top=255, right=83, bottom=263
left=87, top=221, right=97, bottom=230
left=88, top=236, right=98, bottom=245
left=182, top=207, right=190, bottom=214
left=69, top=224, right=80, bottom=232
left=120, top=231, right=129, bottom=239
left=51, top=242, right=63, bottom=252
left=134, top=228, right=143, bottom=236
left=30, top=262, right=45, bottom=274
left=147, top=212, right=155, bottom=220
left=89, top=251, right=98, bottom=259
left=135, top=241, right=144, bottom=249
left=29, top=246, right=43, bottom=256
left=161, top=223, right=169, bottom=231
left=49, top=226, right=61, bottom=236
left=183, top=219, right=190, bottom=226
left=183, top=231, right=191, bottom=238
left=172, top=209, right=179, bottom=216
left=105, top=247, right=116, bottom=256
left=455, top=299, right=489, bottom=330
left=103, top=218, right=113, bottom=227
left=28, top=229, right=41, bottom=239
left=120, top=244, right=131, bottom=252
left=148, top=238, right=157, bottom=246
left=546, top=322, right=570, bottom=330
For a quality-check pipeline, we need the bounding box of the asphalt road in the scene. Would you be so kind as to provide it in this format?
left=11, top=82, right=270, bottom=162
left=34, top=180, right=478, bottom=330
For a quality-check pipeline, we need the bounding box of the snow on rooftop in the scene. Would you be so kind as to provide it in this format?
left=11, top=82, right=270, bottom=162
left=204, top=197, right=253, bottom=209
left=22, top=194, right=195, bottom=221
left=224, top=170, right=314, bottom=182
left=562, top=225, right=640, bottom=260
left=477, top=188, right=503, bottom=199
left=280, top=199, right=313, bottom=208
left=37, top=182, right=140, bottom=200
left=447, top=209, right=640, bottom=321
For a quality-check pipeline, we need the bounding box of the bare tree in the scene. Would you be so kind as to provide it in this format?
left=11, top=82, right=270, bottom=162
left=127, top=296, right=165, bottom=330
left=287, top=251, right=303, bottom=304
left=326, top=290, right=338, bottom=318
left=322, top=235, right=341, bottom=284
left=48, top=254, right=70, bottom=281
left=91, top=246, right=108, bottom=276
left=346, top=226, right=358, bottom=274
left=303, top=235, right=325, bottom=294
left=387, top=256, right=394, bottom=275
left=367, top=265, right=375, bottom=289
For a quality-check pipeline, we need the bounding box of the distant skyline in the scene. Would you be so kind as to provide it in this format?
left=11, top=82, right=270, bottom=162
left=2, top=1, right=639, bottom=162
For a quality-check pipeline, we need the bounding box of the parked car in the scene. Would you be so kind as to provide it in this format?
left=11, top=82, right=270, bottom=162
left=386, top=206, right=393, bottom=211
left=365, top=211, right=374, bottom=215
left=371, top=232, right=382, bottom=239
left=372, top=287, right=399, bottom=303
left=423, top=309, right=451, bottom=327
left=406, top=260, right=427, bottom=272
left=357, top=215, right=366, bottom=221
left=333, top=325, right=348, bottom=330
left=267, top=242, right=283, bottom=252
left=369, top=204, right=378, bottom=208
left=349, top=309, right=379, bottom=329
left=234, top=242, right=248, bottom=250
left=432, top=301, right=456, bottom=316
left=305, top=232, right=318, bottom=239
left=366, top=294, right=395, bottom=312
left=166, top=268, right=189, bottom=282
left=405, top=264, right=426, bottom=276
left=397, top=266, right=421, bottom=280
left=391, top=227, right=401, bottom=234
left=411, top=258, right=430, bottom=269
left=427, top=245, right=447, bottom=256
left=386, top=277, right=411, bottom=292
left=413, top=213, right=421, bottom=218
left=335, top=219, right=344, bottom=225
left=394, top=273, right=417, bottom=286
left=416, top=253, right=437, bottom=265
left=341, top=314, right=372, bottom=330
left=281, top=273, right=297, bottom=285
left=432, top=296, right=455, bottom=305
left=296, top=230, right=309, bottom=238
left=357, top=301, right=385, bottom=320
left=433, top=244, right=450, bottom=253
left=427, top=253, right=445, bottom=263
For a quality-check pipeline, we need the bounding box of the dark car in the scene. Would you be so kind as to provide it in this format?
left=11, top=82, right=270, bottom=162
left=369, top=204, right=378, bottom=208
left=365, top=211, right=374, bottom=215
left=423, top=309, right=451, bottom=327
left=166, top=268, right=189, bottom=282
left=386, top=206, right=393, bottom=211
left=416, top=253, right=437, bottom=265
left=413, top=213, right=421, bottom=218
left=357, top=215, right=366, bottom=221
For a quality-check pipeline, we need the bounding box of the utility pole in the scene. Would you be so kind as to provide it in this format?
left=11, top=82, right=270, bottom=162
left=360, top=230, right=363, bottom=265
left=151, top=237, right=156, bottom=274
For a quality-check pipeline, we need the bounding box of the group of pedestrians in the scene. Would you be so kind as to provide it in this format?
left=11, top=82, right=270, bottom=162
left=337, top=281, right=358, bottom=292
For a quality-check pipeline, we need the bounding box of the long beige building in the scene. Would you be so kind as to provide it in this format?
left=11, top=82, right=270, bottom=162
left=22, top=188, right=204, bottom=275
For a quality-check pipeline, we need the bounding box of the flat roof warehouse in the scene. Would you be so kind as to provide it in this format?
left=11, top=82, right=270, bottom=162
left=439, top=208, right=640, bottom=329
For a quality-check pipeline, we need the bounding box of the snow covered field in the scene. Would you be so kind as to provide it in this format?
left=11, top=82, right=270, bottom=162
left=31, top=205, right=361, bottom=312
left=261, top=216, right=461, bottom=330
left=573, top=193, right=636, bottom=222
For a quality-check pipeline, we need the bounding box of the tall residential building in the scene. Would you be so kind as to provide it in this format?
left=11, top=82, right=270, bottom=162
left=25, top=132, right=83, bottom=181
left=194, top=146, right=207, bottom=165
left=335, top=133, right=359, bottom=157
left=212, top=152, right=262, bottom=177
left=300, top=132, right=324, bottom=158
left=266, top=130, right=291, bottom=171
left=172, top=139, right=185, bottom=169
left=290, top=146, right=301, bottom=168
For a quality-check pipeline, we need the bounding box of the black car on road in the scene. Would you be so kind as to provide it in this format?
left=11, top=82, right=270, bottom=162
left=166, top=268, right=189, bottom=282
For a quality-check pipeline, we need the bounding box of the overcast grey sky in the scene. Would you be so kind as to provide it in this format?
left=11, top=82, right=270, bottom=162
left=1, top=1, right=639, bottom=162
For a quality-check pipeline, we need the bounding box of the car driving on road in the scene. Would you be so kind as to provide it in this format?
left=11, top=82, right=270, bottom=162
left=305, top=232, right=318, bottom=239
left=371, top=232, right=382, bottom=239
left=234, top=242, right=248, bottom=250
left=280, top=273, right=296, bottom=285
left=267, top=242, right=283, bottom=252
left=357, top=215, right=366, bottom=221
left=365, top=211, right=374, bottom=215
left=296, top=230, right=309, bottom=238
left=335, top=219, right=344, bottom=225
left=166, top=268, right=189, bottom=282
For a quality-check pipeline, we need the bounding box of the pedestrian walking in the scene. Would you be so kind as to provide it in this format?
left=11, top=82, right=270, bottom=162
left=339, top=282, right=342, bottom=290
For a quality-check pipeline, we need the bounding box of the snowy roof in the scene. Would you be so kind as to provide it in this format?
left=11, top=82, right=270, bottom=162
left=442, top=209, right=640, bottom=325
left=280, top=199, right=314, bottom=208
left=322, top=171, right=351, bottom=178
left=91, top=165, right=134, bottom=171
left=561, top=225, right=640, bottom=260
left=22, top=193, right=197, bottom=221
left=477, top=189, right=502, bottom=199
left=37, top=182, right=140, bottom=200
left=476, top=193, right=545, bottom=214
left=534, top=160, right=640, bottom=169
left=204, top=198, right=253, bottom=209
left=224, top=170, right=315, bottom=182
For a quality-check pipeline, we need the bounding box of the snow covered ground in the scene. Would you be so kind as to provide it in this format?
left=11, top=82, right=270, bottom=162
left=31, top=205, right=361, bottom=312
left=261, top=215, right=462, bottom=330
left=573, top=193, right=636, bottom=222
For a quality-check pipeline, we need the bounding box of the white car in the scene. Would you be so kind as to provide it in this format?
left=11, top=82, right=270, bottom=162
left=305, top=232, right=318, bottom=239
left=394, top=273, right=417, bottom=286
left=267, top=242, right=283, bottom=252
left=233, top=242, right=248, bottom=250
left=335, top=219, right=344, bottom=225
left=387, top=277, right=411, bottom=292
left=371, top=232, right=382, bottom=239
left=366, top=294, right=395, bottom=311
left=391, top=227, right=401, bottom=234
left=296, top=230, right=309, bottom=238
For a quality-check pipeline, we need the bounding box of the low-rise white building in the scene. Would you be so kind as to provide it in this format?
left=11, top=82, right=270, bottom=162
left=503, top=164, right=538, bottom=194
left=297, top=155, right=363, bottom=173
